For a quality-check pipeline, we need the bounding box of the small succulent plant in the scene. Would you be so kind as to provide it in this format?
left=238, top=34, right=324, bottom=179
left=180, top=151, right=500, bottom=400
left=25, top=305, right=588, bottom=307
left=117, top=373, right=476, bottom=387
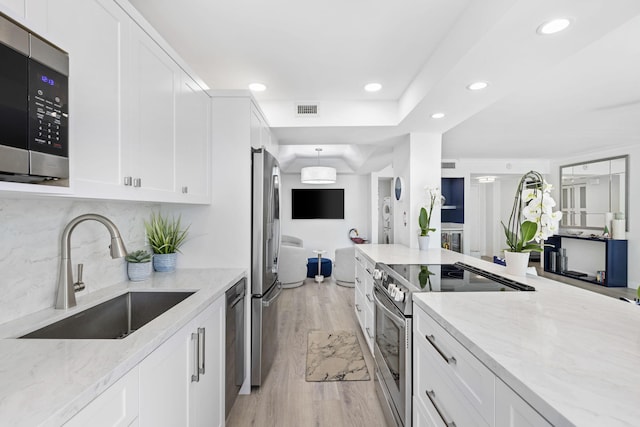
left=125, top=249, right=152, bottom=263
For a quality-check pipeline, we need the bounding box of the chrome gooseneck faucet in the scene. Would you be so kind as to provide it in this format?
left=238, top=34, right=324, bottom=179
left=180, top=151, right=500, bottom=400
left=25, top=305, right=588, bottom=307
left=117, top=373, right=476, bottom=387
left=55, top=213, right=128, bottom=309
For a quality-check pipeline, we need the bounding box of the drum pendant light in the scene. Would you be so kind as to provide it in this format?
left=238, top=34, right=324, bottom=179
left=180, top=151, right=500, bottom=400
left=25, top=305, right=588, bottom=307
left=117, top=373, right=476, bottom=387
left=301, top=148, right=336, bottom=184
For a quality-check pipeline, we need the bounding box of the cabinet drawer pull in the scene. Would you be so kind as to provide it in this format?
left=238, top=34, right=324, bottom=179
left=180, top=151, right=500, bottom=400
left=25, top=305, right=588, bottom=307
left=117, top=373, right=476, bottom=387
left=425, top=334, right=456, bottom=365
left=365, top=268, right=373, bottom=275
left=366, top=293, right=373, bottom=303
left=365, top=327, right=374, bottom=339
left=191, top=332, right=200, bottom=382
left=355, top=304, right=362, bottom=313
left=426, top=390, right=456, bottom=427
left=355, top=256, right=361, bottom=262
left=355, top=277, right=361, bottom=284
left=198, top=327, right=206, bottom=375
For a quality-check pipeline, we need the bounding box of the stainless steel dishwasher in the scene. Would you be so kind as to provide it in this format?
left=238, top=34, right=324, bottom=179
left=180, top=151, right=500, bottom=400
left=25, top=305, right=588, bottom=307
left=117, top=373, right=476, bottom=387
left=225, top=278, right=246, bottom=418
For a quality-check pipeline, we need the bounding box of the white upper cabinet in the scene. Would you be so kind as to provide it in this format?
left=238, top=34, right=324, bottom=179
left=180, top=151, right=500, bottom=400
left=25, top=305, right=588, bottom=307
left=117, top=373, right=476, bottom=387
left=0, top=0, right=24, bottom=19
left=6, top=0, right=211, bottom=203
left=123, top=23, right=178, bottom=196
left=175, top=73, right=211, bottom=202
left=27, top=0, right=130, bottom=196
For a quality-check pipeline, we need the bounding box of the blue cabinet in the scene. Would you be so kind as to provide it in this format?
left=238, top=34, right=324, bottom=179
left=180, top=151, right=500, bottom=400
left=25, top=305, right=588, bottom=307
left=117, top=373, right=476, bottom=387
left=441, top=178, right=464, bottom=224
left=543, top=235, right=627, bottom=287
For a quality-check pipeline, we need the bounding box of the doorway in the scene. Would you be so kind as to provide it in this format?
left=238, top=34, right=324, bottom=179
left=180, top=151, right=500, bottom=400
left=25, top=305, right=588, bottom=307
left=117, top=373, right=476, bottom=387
left=378, top=178, right=393, bottom=244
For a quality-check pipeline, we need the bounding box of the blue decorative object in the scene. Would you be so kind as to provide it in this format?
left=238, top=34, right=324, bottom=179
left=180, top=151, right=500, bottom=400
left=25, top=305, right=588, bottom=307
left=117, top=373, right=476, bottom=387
left=307, top=257, right=332, bottom=278
left=493, top=256, right=506, bottom=266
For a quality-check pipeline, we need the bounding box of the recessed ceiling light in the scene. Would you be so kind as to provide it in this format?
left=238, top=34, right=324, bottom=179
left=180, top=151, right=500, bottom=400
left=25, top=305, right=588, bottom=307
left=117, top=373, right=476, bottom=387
left=466, top=81, right=489, bottom=91
left=364, top=83, right=382, bottom=92
left=249, top=83, right=267, bottom=92
left=431, top=112, right=445, bottom=119
left=537, top=18, right=571, bottom=35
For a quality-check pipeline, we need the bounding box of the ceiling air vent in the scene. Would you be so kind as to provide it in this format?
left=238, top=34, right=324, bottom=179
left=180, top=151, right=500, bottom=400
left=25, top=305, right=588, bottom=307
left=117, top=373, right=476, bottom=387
left=296, top=103, right=319, bottom=116
left=441, top=161, right=457, bottom=169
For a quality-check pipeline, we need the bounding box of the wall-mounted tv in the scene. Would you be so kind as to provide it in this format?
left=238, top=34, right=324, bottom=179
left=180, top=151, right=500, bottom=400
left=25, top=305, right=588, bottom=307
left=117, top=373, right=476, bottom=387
left=292, top=188, right=344, bottom=219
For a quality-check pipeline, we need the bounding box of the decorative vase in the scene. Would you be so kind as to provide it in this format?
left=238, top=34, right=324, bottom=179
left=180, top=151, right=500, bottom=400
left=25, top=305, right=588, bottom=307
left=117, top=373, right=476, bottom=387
left=418, top=235, right=430, bottom=251
left=153, top=253, right=177, bottom=272
left=504, top=250, right=530, bottom=276
left=127, top=261, right=152, bottom=281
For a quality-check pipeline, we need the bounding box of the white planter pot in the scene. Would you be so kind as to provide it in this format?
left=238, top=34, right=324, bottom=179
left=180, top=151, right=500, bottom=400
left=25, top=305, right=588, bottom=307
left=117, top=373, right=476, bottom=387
left=504, top=250, right=530, bottom=276
left=127, top=262, right=152, bottom=281
left=418, top=235, right=430, bottom=251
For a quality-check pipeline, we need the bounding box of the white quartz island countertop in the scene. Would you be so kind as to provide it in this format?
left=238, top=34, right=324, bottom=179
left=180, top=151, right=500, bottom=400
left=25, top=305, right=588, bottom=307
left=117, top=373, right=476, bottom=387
left=0, top=268, right=246, bottom=427
left=357, top=244, right=640, bottom=427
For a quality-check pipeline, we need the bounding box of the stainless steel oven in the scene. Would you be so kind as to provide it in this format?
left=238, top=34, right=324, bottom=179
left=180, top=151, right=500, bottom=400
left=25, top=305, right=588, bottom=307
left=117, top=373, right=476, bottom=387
left=373, top=285, right=411, bottom=427
left=372, top=261, right=535, bottom=427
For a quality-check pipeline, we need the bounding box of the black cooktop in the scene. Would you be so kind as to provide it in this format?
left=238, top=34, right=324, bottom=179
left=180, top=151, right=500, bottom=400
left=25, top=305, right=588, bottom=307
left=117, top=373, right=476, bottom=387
left=384, top=262, right=535, bottom=293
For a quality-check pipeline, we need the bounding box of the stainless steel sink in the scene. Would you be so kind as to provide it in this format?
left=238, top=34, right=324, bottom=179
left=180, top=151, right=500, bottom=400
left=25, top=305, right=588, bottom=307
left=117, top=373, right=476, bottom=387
left=20, top=291, right=195, bottom=339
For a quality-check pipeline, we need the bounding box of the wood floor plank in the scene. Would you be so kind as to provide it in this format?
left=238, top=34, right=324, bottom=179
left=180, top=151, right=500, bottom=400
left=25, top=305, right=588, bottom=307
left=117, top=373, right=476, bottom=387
left=226, top=278, right=388, bottom=427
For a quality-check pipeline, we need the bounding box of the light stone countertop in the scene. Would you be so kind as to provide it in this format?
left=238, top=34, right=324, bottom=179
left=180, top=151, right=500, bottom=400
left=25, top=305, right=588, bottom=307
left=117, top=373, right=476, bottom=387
left=0, top=268, right=246, bottom=427
left=356, top=244, right=640, bottom=427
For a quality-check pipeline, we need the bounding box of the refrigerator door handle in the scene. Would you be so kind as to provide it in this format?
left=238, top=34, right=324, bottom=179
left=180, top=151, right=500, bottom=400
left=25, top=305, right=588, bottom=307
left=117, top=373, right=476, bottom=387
left=263, top=282, right=283, bottom=307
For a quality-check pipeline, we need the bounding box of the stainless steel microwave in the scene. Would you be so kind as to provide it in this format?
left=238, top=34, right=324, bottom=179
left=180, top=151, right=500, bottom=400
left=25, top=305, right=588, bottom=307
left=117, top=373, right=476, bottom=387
left=0, top=13, right=69, bottom=183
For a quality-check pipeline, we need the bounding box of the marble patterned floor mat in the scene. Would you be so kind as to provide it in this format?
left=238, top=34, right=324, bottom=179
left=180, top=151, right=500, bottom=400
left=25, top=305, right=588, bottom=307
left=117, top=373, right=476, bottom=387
left=306, top=330, right=371, bottom=382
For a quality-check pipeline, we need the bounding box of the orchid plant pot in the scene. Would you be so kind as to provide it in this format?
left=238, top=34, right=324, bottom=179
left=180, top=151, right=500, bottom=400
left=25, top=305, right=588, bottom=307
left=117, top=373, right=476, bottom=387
left=418, top=235, right=430, bottom=251
left=504, top=250, right=530, bottom=276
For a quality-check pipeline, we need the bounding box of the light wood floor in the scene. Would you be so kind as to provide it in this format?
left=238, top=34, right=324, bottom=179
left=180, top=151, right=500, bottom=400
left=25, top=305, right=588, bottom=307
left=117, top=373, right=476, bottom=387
left=226, top=278, right=388, bottom=427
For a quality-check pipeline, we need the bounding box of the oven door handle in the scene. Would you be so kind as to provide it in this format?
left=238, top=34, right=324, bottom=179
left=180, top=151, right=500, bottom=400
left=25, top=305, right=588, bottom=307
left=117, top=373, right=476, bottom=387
left=373, top=290, right=405, bottom=327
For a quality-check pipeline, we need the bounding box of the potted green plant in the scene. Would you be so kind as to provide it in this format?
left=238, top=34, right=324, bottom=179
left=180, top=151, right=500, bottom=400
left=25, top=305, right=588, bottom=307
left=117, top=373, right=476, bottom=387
left=125, top=249, right=152, bottom=281
left=418, top=187, right=440, bottom=250
left=502, top=171, right=562, bottom=276
left=144, top=212, right=190, bottom=272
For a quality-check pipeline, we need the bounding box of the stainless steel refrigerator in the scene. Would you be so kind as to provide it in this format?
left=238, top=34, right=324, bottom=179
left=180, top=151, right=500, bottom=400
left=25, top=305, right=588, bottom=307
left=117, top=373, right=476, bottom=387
left=251, top=147, right=282, bottom=386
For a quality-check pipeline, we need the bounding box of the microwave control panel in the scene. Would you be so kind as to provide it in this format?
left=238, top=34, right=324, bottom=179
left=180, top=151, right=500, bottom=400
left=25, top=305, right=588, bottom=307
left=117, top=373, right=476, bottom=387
left=28, top=60, right=68, bottom=157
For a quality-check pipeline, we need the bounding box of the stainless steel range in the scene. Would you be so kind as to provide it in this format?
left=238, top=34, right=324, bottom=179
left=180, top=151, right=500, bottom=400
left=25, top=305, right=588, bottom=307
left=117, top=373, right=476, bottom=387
left=372, top=262, right=534, bottom=427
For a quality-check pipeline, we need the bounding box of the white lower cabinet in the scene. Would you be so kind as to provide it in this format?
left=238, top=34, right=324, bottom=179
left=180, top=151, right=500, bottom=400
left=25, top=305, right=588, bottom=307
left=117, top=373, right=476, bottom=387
left=189, top=295, right=225, bottom=427
left=495, top=380, right=551, bottom=427
left=414, top=305, right=552, bottom=427
left=64, top=367, right=139, bottom=427
left=139, top=296, right=225, bottom=427
left=354, top=248, right=375, bottom=353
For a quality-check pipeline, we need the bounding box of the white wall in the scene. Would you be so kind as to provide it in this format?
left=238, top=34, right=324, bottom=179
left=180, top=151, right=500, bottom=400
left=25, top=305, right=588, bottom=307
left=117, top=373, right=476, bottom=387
left=392, top=134, right=442, bottom=249
left=280, top=173, right=370, bottom=262
left=0, top=195, right=161, bottom=325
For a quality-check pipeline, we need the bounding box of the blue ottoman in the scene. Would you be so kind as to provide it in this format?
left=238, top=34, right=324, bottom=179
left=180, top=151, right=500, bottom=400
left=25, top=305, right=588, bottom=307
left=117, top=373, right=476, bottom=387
left=307, top=257, right=332, bottom=278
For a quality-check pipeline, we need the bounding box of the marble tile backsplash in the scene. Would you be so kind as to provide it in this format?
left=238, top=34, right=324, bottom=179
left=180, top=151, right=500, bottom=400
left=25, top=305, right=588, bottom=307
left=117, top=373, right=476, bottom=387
left=0, top=196, right=160, bottom=325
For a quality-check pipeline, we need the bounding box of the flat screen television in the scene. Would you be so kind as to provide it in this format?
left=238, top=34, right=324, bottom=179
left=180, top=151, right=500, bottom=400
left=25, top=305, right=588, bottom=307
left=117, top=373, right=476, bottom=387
left=291, top=188, right=344, bottom=219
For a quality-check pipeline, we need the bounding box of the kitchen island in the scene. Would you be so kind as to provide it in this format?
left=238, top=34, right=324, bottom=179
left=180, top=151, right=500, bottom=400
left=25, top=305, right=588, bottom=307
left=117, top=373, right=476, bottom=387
left=0, top=268, right=245, bottom=426
left=356, top=244, right=640, bottom=427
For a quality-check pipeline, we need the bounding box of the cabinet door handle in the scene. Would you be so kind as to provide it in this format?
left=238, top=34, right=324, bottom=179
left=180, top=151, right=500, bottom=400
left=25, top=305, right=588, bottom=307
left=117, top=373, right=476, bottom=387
left=198, top=327, right=206, bottom=375
left=182, top=186, right=189, bottom=194
left=366, top=293, right=373, bottom=303
left=365, top=327, right=374, bottom=339
left=123, top=176, right=132, bottom=186
left=426, top=390, right=456, bottom=427
left=355, top=277, right=361, bottom=284
left=425, top=334, right=456, bottom=365
left=355, top=304, right=362, bottom=313
left=191, top=332, right=200, bottom=382
left=133, top=178, right=142, bottom=188
left=355, top=256, right=361, bottom=262
left=365, top=268, right=373, bottom=275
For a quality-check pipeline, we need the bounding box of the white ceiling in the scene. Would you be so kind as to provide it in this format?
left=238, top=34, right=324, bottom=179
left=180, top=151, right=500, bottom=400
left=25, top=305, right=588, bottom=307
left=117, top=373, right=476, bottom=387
left=129, top=0, right=640, bottom=172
